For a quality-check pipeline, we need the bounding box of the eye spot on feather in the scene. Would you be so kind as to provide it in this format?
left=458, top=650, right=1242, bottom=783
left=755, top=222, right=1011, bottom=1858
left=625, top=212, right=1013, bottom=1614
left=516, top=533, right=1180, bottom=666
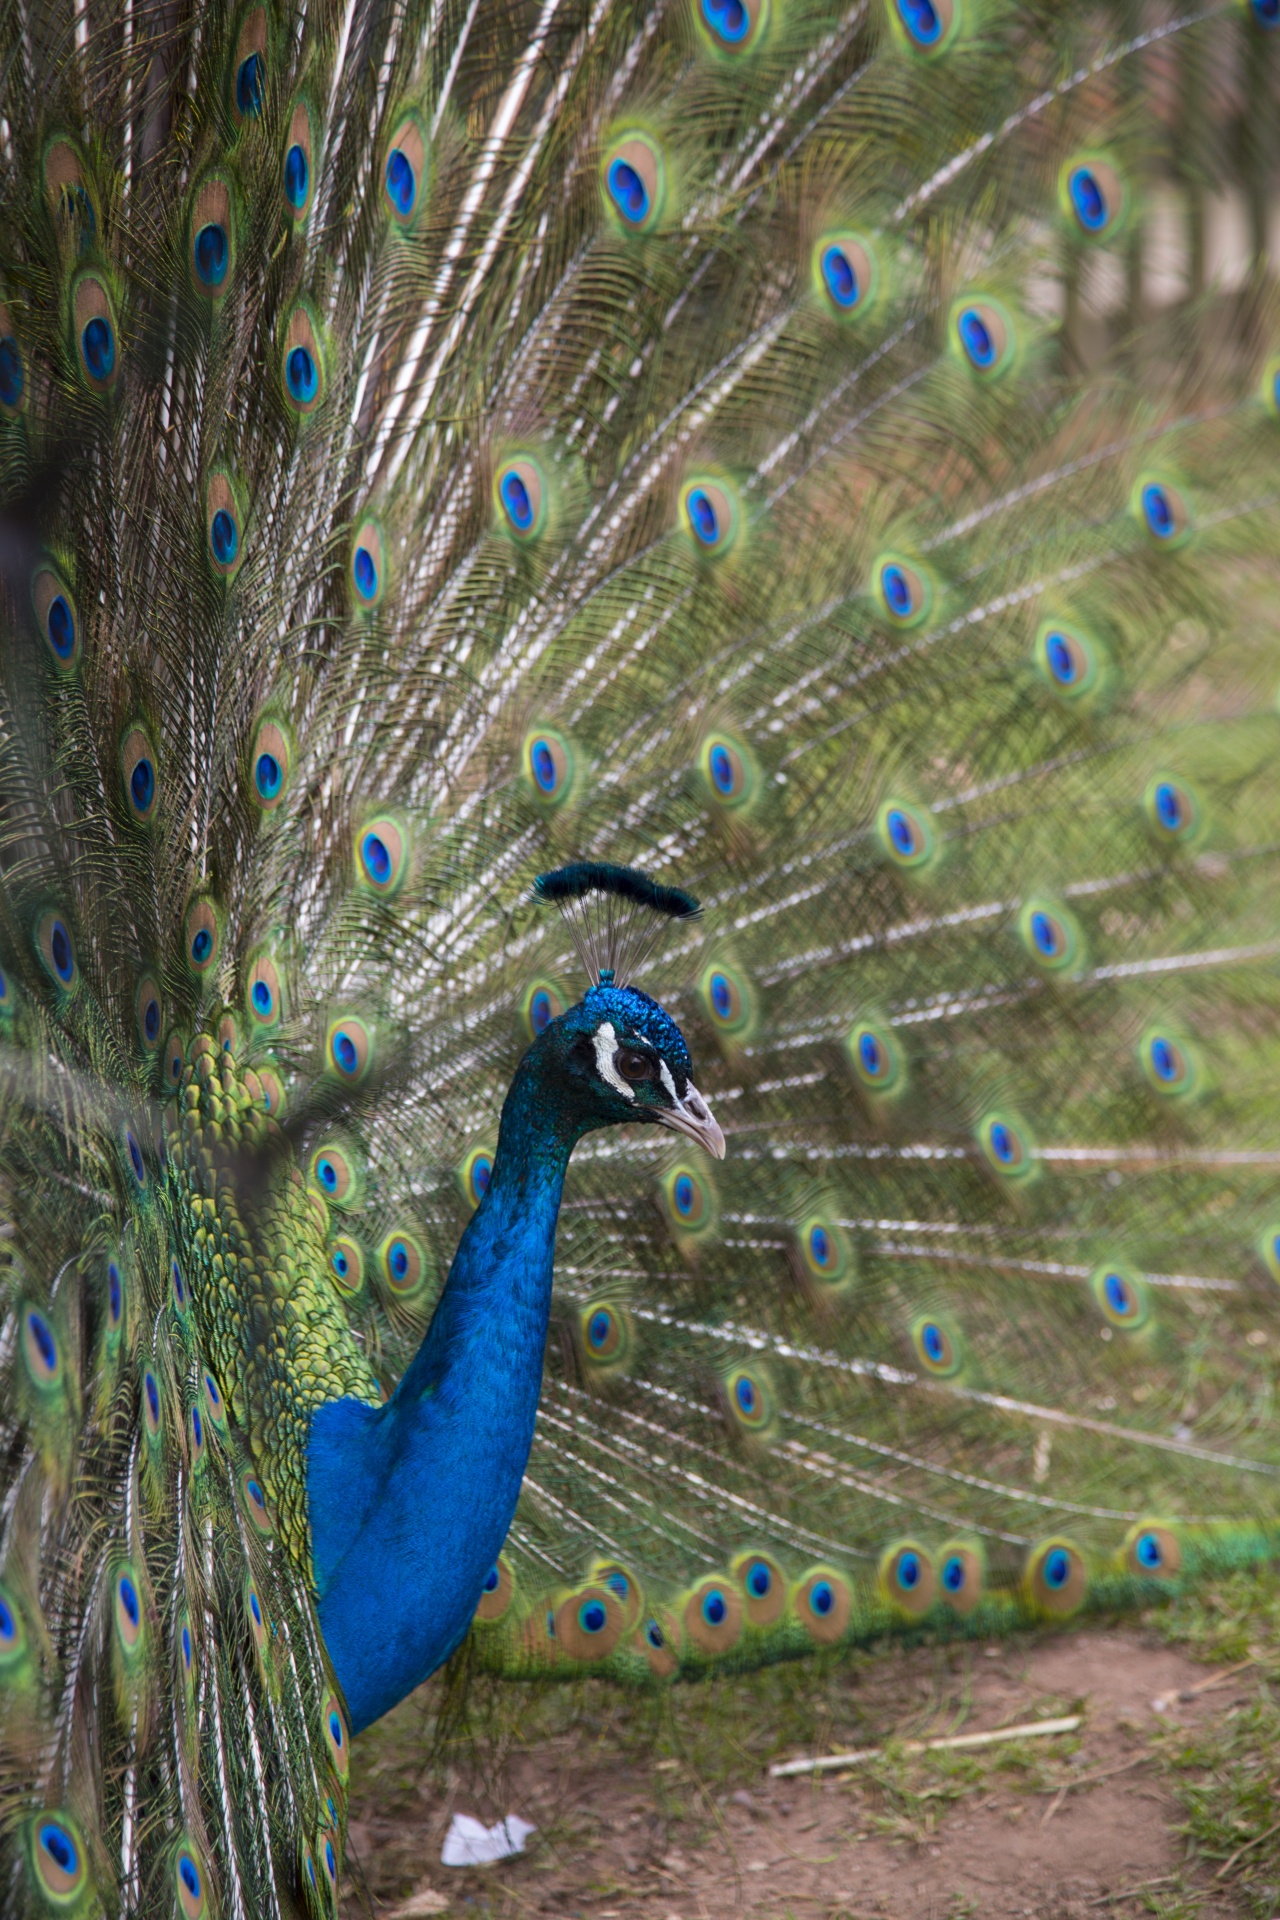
left=891, top=0, right=959, bottom=52
left=1125, top=1523, right=1181, bottom=1578
left=1027, top=1538, right=1086, bottom=1614
left=698, top=0, right=767, bottom=51
left=1062, top=156, right=1125, bottom=239
left=1144, top=774, right=1202, bottom=847
left=521, top=979, right=564, bottom=1038
left=475, top=1555, right=516, bottom=1622
left=1252, top=0, right=1280, bottom=24
left=681, top=476, right=739, bottom=555
left=115, top=1566, right=143, bottom=1650
left=661, top=1162, right=715, bottom=1235
left=240, top=1470, right=273, bottom=1536
left=135, top=974, right=163, bottom=1052
left=350, top=518, right=386, bottom=608
left=814, top=234, right=877, bottom=316
left=724, top=1363, right=773, bottom=1434
left=0, top=1578, right=27, bottom=1662
left=284, top=101, right=314, bottom=218
left=457, top=1145, right=492, bottom=1210
left=74, top=273, right=118, bottom=390
left=952, top=298, right=1014, bottom=377
left=143, top=1368, right=162, bottom=1439
left=32, top=565, right=79, bottom=670
left=35, top=909, right=77, bottom=991
left=879, top=1542, right=936, bottom=1616
left=250, top=718, right=292, bottom=809
left=700, top=959, right=753, bottom=1035
left=876, top=798, right=935, bottom=868
left=283, top=306, right=324, bottom=415
left=699, top=732, right=755, bottom=808
left=30, top=1816, right=88, bottom=1901
left=1139, top=1027, right=1196, bottom=1096
left=683, top=1577, right=741, bottom=1654
left=799, top=1216, right=852, bottom=1286
left=190, top=179, right=232, bottom=295
left=732, top=1550, right=787, bottom=1627
left=124, top=1128, right=146, bottom=1189
left=326, top=1015, right=373, bottom=1083
left=977, top=1109, right=1035, bottom=1178
left=797, top=1567, right=853, bottom=1640
left=603, top=132, right=665, bottom=232
left=356, top=814, right=409, bottom=895
left=496, top=457, right=547, bottom=538
left=847, top=1017, right=904, bottom=1094
left=938, top=1543, right=984, bottom=1614
left=1090, top=1262, right=1150, bottom=1330
left=323, top=1694, right=350, bottom=1780
left=1018, top=899, right=1080, bottom=972
left=523, top=727, right=575, bottom=804
left=384, top=115, right=428, bottom=224
left=175, top=1841, right=208, bottom=1920
left=184, top=899, right=222, bottom=978
left=1133, top=473, right=1192, bottom=547
left=0, top=304, right=24, bottom=414
left=912, top=1315, right=962, bottom=1378
left=23, top=1308, right=60, bottom=1385
left=378, top=1229, right=429, bottom=1301
left=107, top=1259, right=124, bottom=1331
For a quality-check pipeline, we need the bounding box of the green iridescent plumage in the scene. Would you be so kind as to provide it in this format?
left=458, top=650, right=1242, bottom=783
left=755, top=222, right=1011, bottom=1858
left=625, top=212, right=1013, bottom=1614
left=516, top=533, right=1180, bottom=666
left=1, top=1, right=1280, bottom=1917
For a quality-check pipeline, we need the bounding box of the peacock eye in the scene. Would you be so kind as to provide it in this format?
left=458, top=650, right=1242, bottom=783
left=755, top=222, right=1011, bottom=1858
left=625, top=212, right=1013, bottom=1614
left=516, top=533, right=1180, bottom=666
left=616, top=1049, right=655, bottom=1083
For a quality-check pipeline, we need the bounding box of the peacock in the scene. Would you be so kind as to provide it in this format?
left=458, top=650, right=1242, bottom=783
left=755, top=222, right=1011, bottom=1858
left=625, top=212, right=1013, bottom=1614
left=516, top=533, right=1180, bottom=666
left=1, top=0, right=1280, bottom=1913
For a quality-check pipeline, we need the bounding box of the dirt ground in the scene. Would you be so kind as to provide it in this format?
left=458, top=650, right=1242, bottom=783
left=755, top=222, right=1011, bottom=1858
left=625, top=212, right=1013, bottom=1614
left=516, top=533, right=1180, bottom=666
left=340, top=1623, right=1267, bottom=1919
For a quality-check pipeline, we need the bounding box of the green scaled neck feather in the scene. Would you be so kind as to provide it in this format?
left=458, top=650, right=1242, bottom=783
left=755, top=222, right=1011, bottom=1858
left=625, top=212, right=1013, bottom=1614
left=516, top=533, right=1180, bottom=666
left=3, top=3, right=1280, bottom=1919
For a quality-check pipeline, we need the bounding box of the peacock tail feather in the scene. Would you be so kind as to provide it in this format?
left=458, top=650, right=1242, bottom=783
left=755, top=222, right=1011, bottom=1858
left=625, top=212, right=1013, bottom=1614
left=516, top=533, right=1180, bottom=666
left=1, top=0, right=1280, bottom=1913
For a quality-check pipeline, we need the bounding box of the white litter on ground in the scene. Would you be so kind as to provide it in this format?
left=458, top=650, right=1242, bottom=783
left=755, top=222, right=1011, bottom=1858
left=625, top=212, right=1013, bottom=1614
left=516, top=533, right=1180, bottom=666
left=440, top=1812, right=536, bottom=1867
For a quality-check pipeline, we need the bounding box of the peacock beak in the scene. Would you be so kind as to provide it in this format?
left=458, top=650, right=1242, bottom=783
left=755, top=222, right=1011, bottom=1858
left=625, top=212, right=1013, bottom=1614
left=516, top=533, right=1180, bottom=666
left=658, top=1081, right=726, bottom=1160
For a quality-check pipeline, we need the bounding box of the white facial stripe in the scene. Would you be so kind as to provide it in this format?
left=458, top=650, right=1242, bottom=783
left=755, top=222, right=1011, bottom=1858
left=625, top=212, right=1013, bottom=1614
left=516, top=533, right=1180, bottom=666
left=592, top=1021, right=635, bottom=1102
left=658, top=1059, right=679, bottom=1104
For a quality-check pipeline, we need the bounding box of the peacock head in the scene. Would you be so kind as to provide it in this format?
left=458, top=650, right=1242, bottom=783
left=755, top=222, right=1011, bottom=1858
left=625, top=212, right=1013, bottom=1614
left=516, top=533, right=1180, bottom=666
left=529, top=862, right=725, bottom=1159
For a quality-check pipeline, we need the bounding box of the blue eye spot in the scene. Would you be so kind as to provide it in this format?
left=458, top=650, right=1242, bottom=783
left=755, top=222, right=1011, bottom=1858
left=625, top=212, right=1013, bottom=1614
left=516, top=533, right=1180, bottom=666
left=180, top=1855, right=201, bottom=1899
left=328, top=1710, right=343, bottom=1747
left=191, top=1405, right=203, bottom=1447
left=1142, top=483, right=1174, bottom=539
left=881, top=566, right=911, bottom=619
left=895, top=0, right=943, bottom=44
left=50, top=920, right=74, bottom=981
left=130, top=757, right=155, bottom=812
left=471, top=1155, right=491, bottom=1199
left=1046, top=632, right=1076, bottom=682
left=735, top=1375, right=756, bottom=1415
left=859, top=1032, right=882, bottom=1074
left=687, top=487, right=719, bottom=545
left=109, top=1261, right=122, bottom=1323
left=1154, top=782, right=1182, bottom=831
left=710, top=972, right=732, bottom=1019
left=182, top=1624, right=192, bottom=1668
left=194, top=223, right=228, bottom=288
left=0, top=335, right=23, bottom=407
left=143, top=996, right=160, bottom=1040
left=191, top=928, right=212, bottom=965
left=709, top=744, right=735, bottom=793
left=747, top=1560, right=771, bottom=1598
left=1104, top=1272, right=1132, bottom=1316
left=896, top=1552, right=920, bottom=1591
left=530, top=988, right=552, bottom=1034
left=1068, top=167, right=1106, bottom=230
left=810, top=1579, right=834, bottom=1615
left=389, top=1241, right=409, bottom=1281
left=118, top=1574, right=139, bottom=1626
left=332, top=1031, right=358, bottom=1075
left=362, top=832, right=391, bottom=884
left=989, top=1123, right=1013, bottom=1163
left=701, top=0, right=750, bottom=39
left=809, top=1226, right=831, bottom=1267
left=286, top=344, right=317, bottom=404
left=250, top=1591, right=262, bottom=1627
left=1030, top=911, right=1058, bottom=957
left=483, top=1566, right=500, bottom=1593
left=608, top=158, right=649, bottom=223
left=127, top=1131, right=144, bottom=1182
left=607, top=1572, right=630, bottom=1599
left=246, top=1478, right=265, bottom=1511
left=255, top=751, right=282, bottom=799
left=386, top=149, right=416, bottom=217
left=81, top=315, right=115, bottom=381
left=1252, top=0, right=1279, bottom=23
left=325, top=1840, right=336, bottom=1880
left=40, top=1825, right=78, bottom=1876
left=921, top=1322, right=945, bottom=1364
left=530, top=739, right=558, bottom=791
left=942, top=1554, right=965, bottom=1592
left=353, top=545, right=378, bottom=601
left=28, top=1310, right=57, bottom=1372
left=701, top=1588, right=727, bottom=1626
left=1135, top=1531, right=1163, bottom=1570
left=588, top=1309, right=612, bottom=1350
left=332, top=1248, right=349, bottom=1278
left=500, top=469, right=533, bottom=530
left=1150, top=1037, right=1177, bottom=1081
left=236, top=53, right=263, bottom=116
left=317, top=1158, right=337, bottom=1192
left=47, top=595, right=75, bottom=659
left=1044, top=1548, right=1070, bottom=1589
left=579, top=1599, right=608, bottom=1634
left=145, top=1372, right=159, bottom=1423
left=821, top=244, right=859, bottom=308
left=646, top=1619, right=665, bottom=1649
left=887, top=808, right=915, bottom=856
left=210, top=508, right=238, bottom=566
left=252, top=979, right=273, bottom=1016
left=674, top=1174, right=695, bottom=1217
left=957, top=307, right=994, bottom=367
left=205, top=1374, right=220, bottom=1407
left=284, top=144, right=309, bottom=209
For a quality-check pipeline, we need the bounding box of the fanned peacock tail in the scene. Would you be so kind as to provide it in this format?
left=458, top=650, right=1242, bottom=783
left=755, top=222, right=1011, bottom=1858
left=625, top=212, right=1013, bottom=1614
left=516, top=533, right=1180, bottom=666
left=2, top=0, right=1280, bottom=1913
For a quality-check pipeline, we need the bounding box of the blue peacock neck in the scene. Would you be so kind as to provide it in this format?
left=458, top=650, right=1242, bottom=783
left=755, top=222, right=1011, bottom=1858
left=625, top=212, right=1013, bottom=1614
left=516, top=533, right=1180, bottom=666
left=307, top=1041, right=582, bottom=1732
